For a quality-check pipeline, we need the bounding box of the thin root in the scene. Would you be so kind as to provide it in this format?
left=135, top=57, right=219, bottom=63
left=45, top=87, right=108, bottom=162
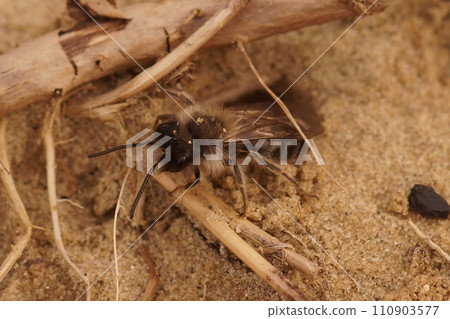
left=43, top=113, right=91, bottom=300
left=113, top=168, right=132, bottom=301
left=236, top=42, right=345, bottom=191
left=0, top=120, right=32, bottom=283
left=139, top=244, right=158, bottom=301
left=408, top=219, right=450, bottom=264
left=57, top=198, right=85, bottom=209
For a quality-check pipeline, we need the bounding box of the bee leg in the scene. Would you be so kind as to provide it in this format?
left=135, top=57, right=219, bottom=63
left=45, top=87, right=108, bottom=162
left=264, top=159, right=319, bottom=200
left=233, top=164, right=248, bottom=214
left=265, top=162, right=297, bottom=185
left=194, top=166, right=200, bottom=180
left=183, top=166, right=200, bottom=188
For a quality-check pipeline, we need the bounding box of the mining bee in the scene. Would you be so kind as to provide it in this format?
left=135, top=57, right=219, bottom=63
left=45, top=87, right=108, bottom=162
left=89, top=91, right=323, bottom=219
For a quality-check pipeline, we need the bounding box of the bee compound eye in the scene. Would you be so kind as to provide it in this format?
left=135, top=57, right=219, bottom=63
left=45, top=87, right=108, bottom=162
left=156, top=122, right=178, bottom=137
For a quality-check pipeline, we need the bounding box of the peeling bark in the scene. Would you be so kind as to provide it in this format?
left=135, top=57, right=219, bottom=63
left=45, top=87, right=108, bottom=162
left=0, top=0, right=384, bottom=117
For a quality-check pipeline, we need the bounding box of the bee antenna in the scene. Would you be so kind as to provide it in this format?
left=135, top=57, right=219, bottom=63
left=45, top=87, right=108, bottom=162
left=129, top=160, right=160, bottom=219
left=88, top=137, right=160, bottom=158
left=87, top=143, right=140, bottom=158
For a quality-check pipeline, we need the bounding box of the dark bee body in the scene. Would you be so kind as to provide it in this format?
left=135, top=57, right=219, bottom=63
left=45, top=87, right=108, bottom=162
left=89, top=100, right=322, bottom=218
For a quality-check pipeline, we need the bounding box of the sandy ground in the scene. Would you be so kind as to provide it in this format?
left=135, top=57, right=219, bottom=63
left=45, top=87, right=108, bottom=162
left=0, top=0, right=449, bottom=300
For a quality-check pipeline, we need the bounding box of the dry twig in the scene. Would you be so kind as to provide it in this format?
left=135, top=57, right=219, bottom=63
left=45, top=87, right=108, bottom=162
left=0, top=121, right=32, bottom=283
left=74, top=0, right=249, bottom=115
left=236, top=42, right=345, bottom=191
left=198, top=190, right=320, bottom=278
left=42, top=114, right=91, bottom=300
left=154, top=174, right=308, bottom=300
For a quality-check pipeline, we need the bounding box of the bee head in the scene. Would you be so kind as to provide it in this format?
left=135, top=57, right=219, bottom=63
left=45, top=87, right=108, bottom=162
left=164, top=137, right=193, bottom=172
left=155, top=121, right=193, bottom=172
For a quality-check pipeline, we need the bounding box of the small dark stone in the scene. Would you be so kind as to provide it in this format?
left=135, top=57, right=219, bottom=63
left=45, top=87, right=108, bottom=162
left=408, top=184, right=449, bottom=219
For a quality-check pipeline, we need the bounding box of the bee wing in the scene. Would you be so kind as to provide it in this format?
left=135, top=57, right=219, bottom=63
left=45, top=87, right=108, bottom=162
left=224, top=102, right=323, bottom=143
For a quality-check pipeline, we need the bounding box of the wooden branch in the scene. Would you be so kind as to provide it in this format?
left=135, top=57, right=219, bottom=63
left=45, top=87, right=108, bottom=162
left=0, top=0, right=384, bottom=117
left=154, top=174, right=309, bottom=300
left=198, top=190, right=320, bottom=278
left=73, top=0, right=248, bottom=114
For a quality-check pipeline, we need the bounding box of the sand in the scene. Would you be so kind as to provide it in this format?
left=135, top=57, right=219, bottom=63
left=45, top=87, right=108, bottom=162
left=0, top=0, right=448, bottom=300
